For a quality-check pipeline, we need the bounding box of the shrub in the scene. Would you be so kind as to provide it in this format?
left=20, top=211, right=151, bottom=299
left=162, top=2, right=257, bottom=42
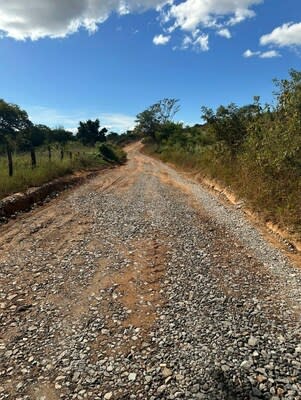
left=99, top=143, right=127, bottom=164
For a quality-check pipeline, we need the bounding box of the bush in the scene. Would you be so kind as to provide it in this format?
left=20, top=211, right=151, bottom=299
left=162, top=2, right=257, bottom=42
left=99, top=143, right=127, bottom=164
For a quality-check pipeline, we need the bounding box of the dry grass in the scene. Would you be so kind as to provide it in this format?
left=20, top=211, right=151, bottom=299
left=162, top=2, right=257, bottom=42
left=145, top=145, right=301, bottom=240
left=0, top=145, right=106, bottom=199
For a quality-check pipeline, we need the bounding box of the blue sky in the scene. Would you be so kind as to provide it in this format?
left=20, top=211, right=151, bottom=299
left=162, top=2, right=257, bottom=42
left=0, top=0, right=300, bottom=132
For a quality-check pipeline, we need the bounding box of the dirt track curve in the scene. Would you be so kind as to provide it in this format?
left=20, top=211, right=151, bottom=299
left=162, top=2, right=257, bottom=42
left=1, top=143, right=301, bottom=400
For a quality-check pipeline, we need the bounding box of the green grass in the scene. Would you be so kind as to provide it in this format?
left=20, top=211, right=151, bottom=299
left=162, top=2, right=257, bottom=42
left=0, top=145, right=107, bottom=199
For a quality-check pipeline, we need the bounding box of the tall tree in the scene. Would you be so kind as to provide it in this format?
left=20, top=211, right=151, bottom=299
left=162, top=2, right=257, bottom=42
left=157, top=98, right=180, bottom=123
left=0, top=99, right=31, bottom=176
left=76, top=119, right=107, bottom=146
left=136, top=98, right=180, bottom=142
left=135, top=108, right=160, bottom=141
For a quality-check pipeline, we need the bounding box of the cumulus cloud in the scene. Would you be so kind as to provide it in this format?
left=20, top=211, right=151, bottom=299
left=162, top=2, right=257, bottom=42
left=166, top=0, right=262, bottom=32
left=243, top=48, right=280, bottom=58
left=163, top=0, right=261, bottom=52
left=259, top=49, right=281, bottom=58
left=228, top=8, right=256, bottom=25
left=153, top=33, right=170, bottom=45
left=217, top=28, right=231, bottom=39
left=260, top=22, right=301, bottom=47
left=0, top=0, right=264, bottom=54
left=0, top=0, right=167, bottom=40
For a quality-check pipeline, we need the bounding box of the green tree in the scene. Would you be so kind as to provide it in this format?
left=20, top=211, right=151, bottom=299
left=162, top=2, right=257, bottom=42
left=0, top=99, right=31, bottom=176
left=157, top=98, right=180, bottom=123
left=259, top=69, right=301, bottom=172
left=106, top=132, right=119, bottom=143
left=201, top=103, right=248, bottom=157
left=136, top=98, right=180, bottom=142
left=77, top=119, right=107, bottom=146
left=155, top=121, right=183, bottom=143
left=135, top=107, right=160, bottom=141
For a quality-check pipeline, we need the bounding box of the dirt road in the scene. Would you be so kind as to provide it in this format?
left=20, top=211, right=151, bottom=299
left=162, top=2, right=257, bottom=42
left=1, top=143, right=301, bottom=400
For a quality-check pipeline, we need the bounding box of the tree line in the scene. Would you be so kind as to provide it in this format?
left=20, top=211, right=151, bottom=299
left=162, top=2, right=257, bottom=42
left=0, top=99, right=111, bottom=176
left=136, top=70, right=301, bottom=235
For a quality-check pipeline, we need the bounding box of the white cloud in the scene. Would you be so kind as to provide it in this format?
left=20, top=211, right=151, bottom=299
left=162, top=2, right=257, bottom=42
left=243, top=48, right=280, bottom=58
left=166, top=0, right=262, bottom=32
left=181, top=32, right=209, bottom=51
left=194, top=33, right=209, bottom=51
left=100, top=113, right=136, bottom=132
left=161, top=0, right=261, bottom=52
left=0, top=0, right=167, bottom=40
left=243, top=49, right=260, bottom=57
left=260, top=22, right=301, bottom=47
left=0, top=0, right=265, bottom=54
left=181, top=35, right=192, bottom=49
left=153, top=33, right=170, bottom=45
left=259, top=49, right=281, bottom=58
left=27, top=106, right=135, bottom=132
left=217, top=28, right=231, bottom=39
left=228, top=8, right=256, bottom=26
left=28, top=106, right=79, bottom=128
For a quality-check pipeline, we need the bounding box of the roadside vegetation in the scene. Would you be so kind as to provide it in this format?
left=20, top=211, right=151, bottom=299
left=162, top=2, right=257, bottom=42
left=0, top=101, right=126, bottom=199
left=106, top=129, right=142, bottom=147
left=136, top=70, right=301, bottom=238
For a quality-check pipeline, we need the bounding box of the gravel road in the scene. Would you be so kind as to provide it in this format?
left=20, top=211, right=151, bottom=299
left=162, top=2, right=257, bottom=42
left=1, top=143, right=301, bottom=400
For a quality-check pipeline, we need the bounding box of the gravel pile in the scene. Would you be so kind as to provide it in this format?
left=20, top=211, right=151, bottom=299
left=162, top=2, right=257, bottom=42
left=0, top=149, right=301, bottom=400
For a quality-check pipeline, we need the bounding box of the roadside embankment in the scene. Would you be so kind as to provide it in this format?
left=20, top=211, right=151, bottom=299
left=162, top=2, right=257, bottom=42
left=0, top=169, right=101, bottom=221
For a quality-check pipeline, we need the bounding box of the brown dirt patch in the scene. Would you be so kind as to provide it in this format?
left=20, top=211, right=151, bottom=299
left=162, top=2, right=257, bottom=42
left=90, top=236, right=168, bottom=358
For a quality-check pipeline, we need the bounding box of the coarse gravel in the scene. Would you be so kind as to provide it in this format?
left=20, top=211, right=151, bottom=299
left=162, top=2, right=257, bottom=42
left=0, top=144, right=301, bottom=400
